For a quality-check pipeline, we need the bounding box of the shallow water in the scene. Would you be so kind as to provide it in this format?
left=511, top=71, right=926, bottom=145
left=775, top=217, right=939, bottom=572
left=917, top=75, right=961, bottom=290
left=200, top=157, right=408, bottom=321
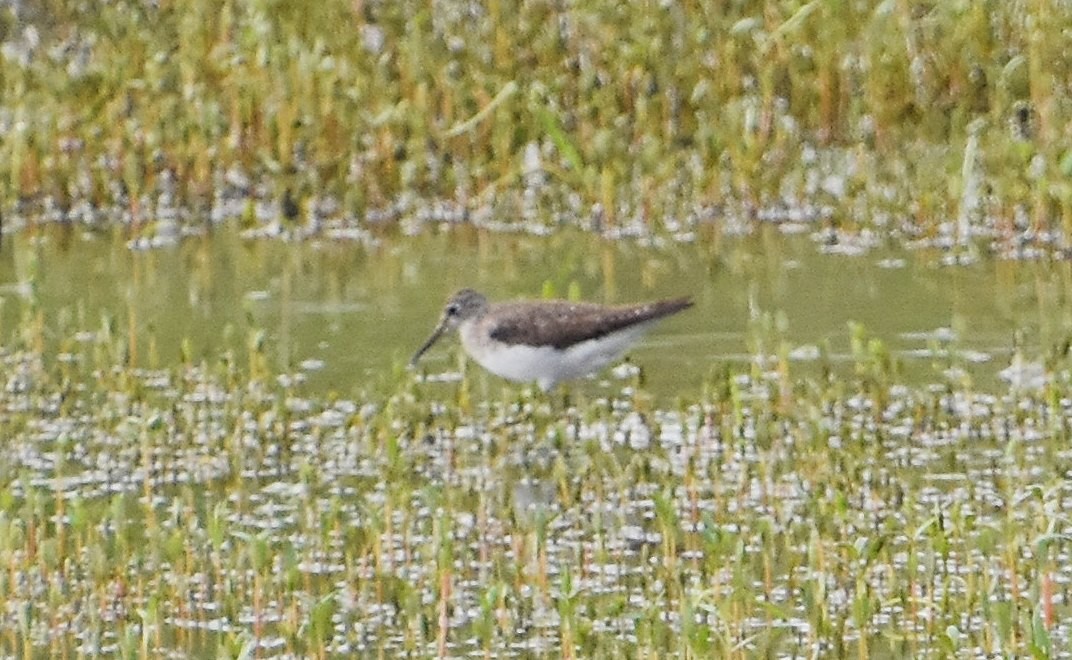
left=2, top=224, right=1071, bottom=657
left=2, top=226, right=1069, bottom=397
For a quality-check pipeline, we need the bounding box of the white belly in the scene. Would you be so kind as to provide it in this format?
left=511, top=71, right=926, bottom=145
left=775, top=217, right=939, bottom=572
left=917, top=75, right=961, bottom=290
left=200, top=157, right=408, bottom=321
left=459, top=321, right=656, bottom=391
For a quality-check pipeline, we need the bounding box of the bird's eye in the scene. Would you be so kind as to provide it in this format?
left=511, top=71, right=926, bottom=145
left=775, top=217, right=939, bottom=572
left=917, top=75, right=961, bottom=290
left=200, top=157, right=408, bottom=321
left=446, top=304, right=459, bottom=316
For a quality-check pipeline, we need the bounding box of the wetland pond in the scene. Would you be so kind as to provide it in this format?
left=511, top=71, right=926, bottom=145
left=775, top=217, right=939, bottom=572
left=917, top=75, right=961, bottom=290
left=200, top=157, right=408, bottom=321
left=1, top=225, right=1071, bottom=657
left=4, top=225, right=1070, bottom=396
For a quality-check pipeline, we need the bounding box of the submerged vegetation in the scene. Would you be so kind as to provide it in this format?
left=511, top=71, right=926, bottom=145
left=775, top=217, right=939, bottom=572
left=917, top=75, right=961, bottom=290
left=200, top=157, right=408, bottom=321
left=0, top=225, right=1069, bottom=656
left=2, top=0, right=1072, bottom=247
left=1, top=318, right=1071, bottom=656
left=2, top=0, right=1072, bottom=658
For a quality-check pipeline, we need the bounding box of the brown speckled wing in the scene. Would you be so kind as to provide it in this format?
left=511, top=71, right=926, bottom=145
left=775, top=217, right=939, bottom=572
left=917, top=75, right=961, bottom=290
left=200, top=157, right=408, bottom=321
left=487, top=298, right=693, bottom=349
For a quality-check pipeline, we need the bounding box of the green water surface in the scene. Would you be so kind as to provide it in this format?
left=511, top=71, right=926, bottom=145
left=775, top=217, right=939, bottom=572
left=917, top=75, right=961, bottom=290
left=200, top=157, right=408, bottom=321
left=2, top=226, right=1068, bottom=397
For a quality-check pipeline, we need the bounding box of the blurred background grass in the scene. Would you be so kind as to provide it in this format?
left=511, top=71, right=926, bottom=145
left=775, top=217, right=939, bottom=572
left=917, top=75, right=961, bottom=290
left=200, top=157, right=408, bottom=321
left=2, top=0, right=1070, bottom=240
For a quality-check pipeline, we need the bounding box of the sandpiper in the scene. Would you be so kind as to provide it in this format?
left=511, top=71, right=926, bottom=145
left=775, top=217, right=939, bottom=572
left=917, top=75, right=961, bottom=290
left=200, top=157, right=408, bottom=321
left=410, top=289, right=693, bottom=391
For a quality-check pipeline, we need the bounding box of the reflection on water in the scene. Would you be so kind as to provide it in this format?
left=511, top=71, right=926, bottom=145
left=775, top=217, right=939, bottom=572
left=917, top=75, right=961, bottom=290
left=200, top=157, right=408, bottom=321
left=3, top=225, right=1072, bottom=656
left=1, top=225, right=1071, bottom=396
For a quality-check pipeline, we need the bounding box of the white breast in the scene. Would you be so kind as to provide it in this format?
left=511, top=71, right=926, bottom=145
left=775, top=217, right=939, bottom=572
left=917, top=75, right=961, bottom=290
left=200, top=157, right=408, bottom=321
left=459, top=320, right=657, bottom=391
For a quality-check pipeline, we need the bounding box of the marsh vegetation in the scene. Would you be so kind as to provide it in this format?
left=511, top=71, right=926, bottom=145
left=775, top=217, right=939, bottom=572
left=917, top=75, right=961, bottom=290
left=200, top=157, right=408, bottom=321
left=2, top=1, right=1072, bottom=657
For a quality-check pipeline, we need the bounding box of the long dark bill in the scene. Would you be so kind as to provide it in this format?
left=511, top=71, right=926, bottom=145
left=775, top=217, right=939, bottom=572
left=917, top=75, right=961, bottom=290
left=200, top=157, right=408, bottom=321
left=410, top=320, right=448, bottom=366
